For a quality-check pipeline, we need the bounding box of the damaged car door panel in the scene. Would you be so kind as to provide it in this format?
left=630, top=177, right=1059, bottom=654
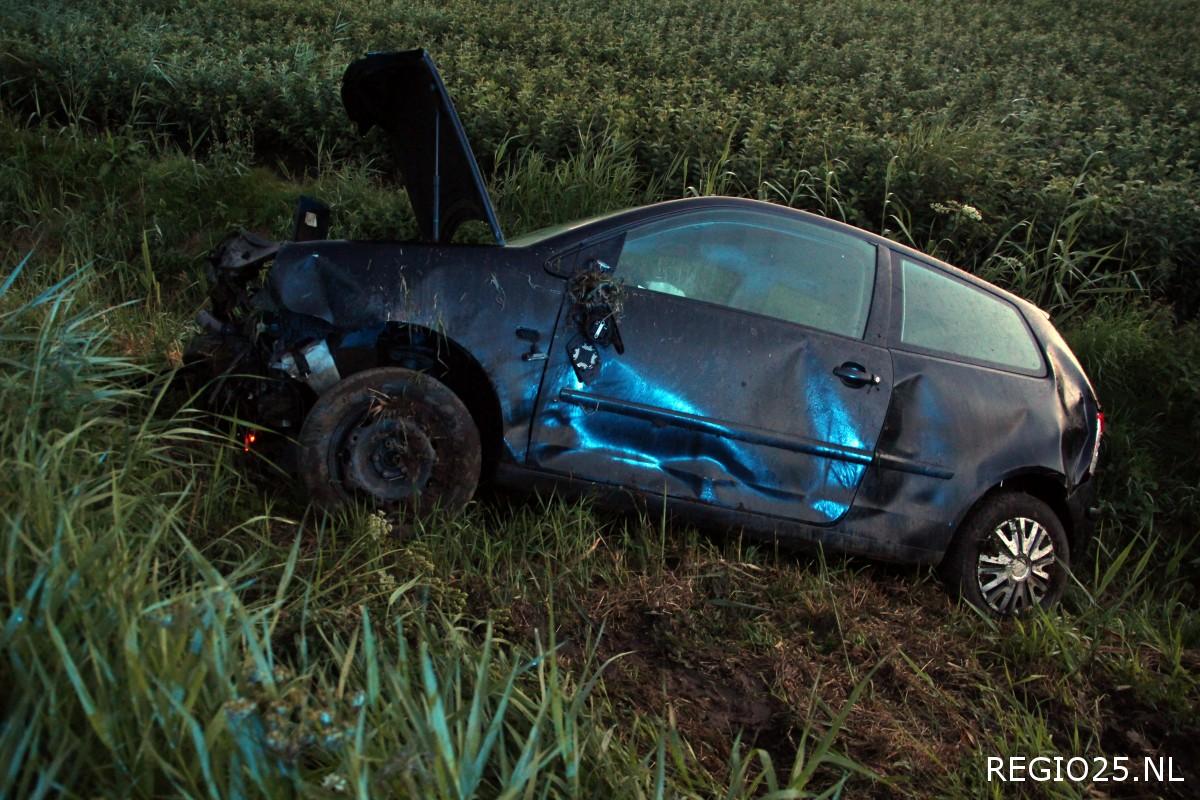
left=186, top=49, right=1103, bottom=616
left=528, top=209, right=897, bottom=533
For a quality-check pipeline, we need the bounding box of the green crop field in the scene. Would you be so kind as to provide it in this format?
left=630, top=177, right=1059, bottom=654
left=1, top=0, right=1198, bottom=797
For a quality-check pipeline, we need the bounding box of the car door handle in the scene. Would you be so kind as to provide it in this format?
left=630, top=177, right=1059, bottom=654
left=832, top=362, right=880, bottom=387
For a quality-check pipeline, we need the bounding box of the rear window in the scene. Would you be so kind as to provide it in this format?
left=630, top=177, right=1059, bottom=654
left=899, top=257, right=1043, bottom=372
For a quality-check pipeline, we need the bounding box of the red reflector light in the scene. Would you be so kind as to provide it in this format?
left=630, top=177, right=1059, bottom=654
left=243, top=430, right=258, bottom=453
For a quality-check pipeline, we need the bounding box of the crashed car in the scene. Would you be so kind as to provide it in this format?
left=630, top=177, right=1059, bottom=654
left=186, top=50, right=1103, bottom=616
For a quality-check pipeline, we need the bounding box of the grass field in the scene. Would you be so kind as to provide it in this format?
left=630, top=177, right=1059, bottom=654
left=1, top=1, right=1198, bottom=797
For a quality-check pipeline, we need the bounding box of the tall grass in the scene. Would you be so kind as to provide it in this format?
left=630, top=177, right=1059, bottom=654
left=491, top=131, right=664, bottom=236
left=979, top=196, right=1142, bottom=324
left=1065, top=303, right=1200, bottom=528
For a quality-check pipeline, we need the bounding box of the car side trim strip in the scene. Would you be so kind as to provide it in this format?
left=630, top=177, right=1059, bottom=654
left=558, top=388, right=875, bottom=464
left=873, top=452, right=955, bottom=479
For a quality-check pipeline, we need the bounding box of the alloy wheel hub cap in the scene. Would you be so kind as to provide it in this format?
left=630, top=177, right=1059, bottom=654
left=1008, top=559, right=1030, bottom=581
left=976, top=517, right=1055, bottom=614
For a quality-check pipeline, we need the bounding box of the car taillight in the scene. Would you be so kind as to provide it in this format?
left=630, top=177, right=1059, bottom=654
left=1089, top=411, right=1104, bottom=474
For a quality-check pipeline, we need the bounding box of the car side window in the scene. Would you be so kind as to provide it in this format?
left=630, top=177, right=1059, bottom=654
left=899, top=257, right=1043, bottom=372
left=616, top=209, right=877, bottom=339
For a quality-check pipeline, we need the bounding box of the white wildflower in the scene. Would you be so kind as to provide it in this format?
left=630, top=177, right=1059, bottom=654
left=365, top=511, right=390, bottom=541
left=322, top=773, right=349, bottom=793
left=931, top=200, right=982, bottom=222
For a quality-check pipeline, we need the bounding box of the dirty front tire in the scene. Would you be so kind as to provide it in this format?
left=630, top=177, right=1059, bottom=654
left=941, top=492, right=1070, bottom=617
left=298, top=367, right=481, bottom=515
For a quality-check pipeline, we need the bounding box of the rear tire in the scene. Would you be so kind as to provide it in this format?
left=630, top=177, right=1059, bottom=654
left=298, top=367, right=481, bottom=515
left=941, top=492, right=1070, bottom=617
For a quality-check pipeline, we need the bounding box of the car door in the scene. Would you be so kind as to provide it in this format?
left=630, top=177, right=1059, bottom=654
left=528, top=205, right=894, bottom=525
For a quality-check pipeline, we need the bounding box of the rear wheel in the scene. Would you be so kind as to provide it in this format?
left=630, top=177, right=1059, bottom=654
left=942, top=492, right=1070, bottom=616
left=298, top=367, right=480, bottom=515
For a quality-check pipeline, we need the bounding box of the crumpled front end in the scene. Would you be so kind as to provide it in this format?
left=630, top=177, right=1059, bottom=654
left=182, top=226, right=326, bottom=446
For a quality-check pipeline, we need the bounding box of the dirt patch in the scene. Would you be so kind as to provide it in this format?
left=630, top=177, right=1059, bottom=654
left=1098, top=684, right=1199, bottom=799
left=529, top=558, right=990, bottom=790
left=591, top=602, right=793, bottom=768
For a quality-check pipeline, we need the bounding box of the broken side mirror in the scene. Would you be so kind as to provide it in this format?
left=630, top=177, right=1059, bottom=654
left=569, top=257, right=625, bottom=355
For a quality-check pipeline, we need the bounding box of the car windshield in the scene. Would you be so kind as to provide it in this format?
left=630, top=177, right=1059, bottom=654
left=506, top=207, right=635, bottom=247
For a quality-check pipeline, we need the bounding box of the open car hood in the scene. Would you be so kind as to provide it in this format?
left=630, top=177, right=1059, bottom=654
left=341, top=50, right=504, bottom=245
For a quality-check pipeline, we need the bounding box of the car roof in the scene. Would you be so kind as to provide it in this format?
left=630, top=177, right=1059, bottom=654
left=517, top=195, right=1046, bottom=320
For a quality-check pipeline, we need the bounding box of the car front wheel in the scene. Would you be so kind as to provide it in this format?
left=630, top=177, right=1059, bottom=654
left=942, top=492, right=1070, bottom=617
left=298, top=367, right=481, bottom=515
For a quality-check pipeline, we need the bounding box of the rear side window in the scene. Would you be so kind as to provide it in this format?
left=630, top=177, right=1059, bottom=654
left=617, top=209, right=877, bottom=339
left=899, top=257, right=1043, bottom=372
